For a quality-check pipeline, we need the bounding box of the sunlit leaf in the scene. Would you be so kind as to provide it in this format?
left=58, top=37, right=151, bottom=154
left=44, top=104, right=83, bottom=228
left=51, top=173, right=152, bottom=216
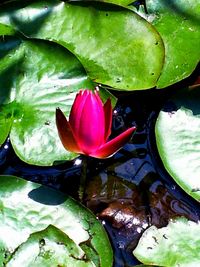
left=155, top=86, right=200, bottom=201
left=0, top=22, right=15, bottom=35
left=133, top=217, right=200, bottom=266
left=0, top=36, right=93, bottom=165
left=0, top=175, right=113, bottom=266
left=7, top=225, right=97, bottom=267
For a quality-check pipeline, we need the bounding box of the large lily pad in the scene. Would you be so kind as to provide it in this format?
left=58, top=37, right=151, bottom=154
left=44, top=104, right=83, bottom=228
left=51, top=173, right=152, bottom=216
left=0, top=0, right=164, bottom=90
left=133, top=217, right=200, bottom=266
left=0, top=175, right=113, bottom=266
left=140, top=0, right=200, bottom=88
left=155, top=86, right=200, bottom=201
left=0, top=36, right=93, bottom=165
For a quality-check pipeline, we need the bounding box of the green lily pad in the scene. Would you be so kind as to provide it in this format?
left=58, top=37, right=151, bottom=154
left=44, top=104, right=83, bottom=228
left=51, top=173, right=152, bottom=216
left=155, top=86, right=200, bottom=201
left=0, top=0, right=164, bottom=90
left=139, top=0, right=200, bottom=88
left=133, top=217, right=200, bottom=266
left=7, top=225, right=97, bottom=267
left=0, top=175, right=113, bottom=266
left=0, top=36, right=94, bottom=165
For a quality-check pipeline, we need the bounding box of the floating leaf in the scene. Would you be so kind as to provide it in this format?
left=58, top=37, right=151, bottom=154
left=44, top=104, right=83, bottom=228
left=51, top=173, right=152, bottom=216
left=0, top=175, right=113, bottom=266
left=7, top=225, right=97, bottom=267
left=0, top=36, right=94, bottom=165
left=139, top=0, right=200, bottom=88
left=155, top=86, right=200, bottom=201
left=0, top=0, right=164, bottom=90
left=133, top=217, right=200, bottom=266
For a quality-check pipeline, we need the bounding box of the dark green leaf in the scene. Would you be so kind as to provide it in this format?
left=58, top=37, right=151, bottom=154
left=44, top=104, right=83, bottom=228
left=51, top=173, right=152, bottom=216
left=138, top=0, right=200, bottom=88
left=0, top=0, right=164, bottom=90
left=74, top=0, right=134, bottom=6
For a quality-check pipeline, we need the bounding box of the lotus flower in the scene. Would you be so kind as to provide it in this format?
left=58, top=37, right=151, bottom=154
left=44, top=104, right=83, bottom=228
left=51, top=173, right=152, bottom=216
left=56, top=89, right=136, bottom=159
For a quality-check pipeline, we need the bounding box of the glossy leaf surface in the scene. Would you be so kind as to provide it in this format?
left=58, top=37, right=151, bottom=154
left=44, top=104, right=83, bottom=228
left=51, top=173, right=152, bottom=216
left=0, top=0, right=164, bottom=90
left=7, top=225, right=97, bottom=267
left=133, top=218, right=200, bottom=266
left=0, top=36, right=93, bottom=165
left=155, top=86, right=200, bottom=201
left=76, top=0, right=134, bottom=6
left=143, top=0, right=200, bottom=88
left=0, top=175, right=113, bottom=266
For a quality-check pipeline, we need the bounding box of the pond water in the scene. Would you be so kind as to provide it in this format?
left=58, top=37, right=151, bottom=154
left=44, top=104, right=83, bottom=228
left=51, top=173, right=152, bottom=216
left=0, top=81, right=200, bottom=266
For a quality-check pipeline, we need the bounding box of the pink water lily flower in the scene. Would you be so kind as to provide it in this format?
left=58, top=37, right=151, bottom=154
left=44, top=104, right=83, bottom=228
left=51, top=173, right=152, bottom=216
left=56, top=89, right=136, bottom=159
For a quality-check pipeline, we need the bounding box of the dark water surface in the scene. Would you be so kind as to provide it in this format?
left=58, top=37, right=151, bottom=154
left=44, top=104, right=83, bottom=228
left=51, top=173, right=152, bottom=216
left=0, top=85, right=200, bottom=266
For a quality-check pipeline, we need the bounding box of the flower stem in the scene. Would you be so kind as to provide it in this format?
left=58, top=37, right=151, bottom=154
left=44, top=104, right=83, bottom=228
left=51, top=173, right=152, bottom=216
left=79, top=155, right=87, bottom=202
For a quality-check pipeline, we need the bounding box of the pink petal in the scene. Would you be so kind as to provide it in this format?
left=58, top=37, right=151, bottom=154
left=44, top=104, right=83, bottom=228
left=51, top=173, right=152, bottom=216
left=103, top=98, right=112, bottom=141
left=94, top=90, right=104, bottom=109
left=56, top=108, right=80, bottom=153
left=78, top=91, right=105, bottom=154
left=90, top=126, right=136, bottom=159
left=69, top=90, right=89, bottom=137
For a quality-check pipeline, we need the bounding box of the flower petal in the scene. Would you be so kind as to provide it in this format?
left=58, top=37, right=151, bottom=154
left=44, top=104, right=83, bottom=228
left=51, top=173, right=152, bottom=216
left=69, top=90, right=89, bottom=136
left=94, top=90, right=104, bottom=109
left=56, top=108, right=80, bottom=153
left=90, top=126, right=136, bottom=159
left=78, top=91, right=105, bottom=154
left=103, top=98, right=112, bottom=141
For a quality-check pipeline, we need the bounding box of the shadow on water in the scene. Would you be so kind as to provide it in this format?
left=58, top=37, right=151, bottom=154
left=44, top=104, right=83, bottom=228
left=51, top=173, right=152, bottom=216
left=28, top=186, right=68, bottom=205
left=162, top=86, right=200, bottom=116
